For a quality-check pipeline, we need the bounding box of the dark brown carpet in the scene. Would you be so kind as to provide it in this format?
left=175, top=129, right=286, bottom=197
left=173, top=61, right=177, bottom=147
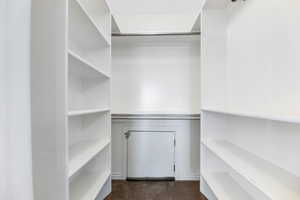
left=105, top=180, right=207, bottom=200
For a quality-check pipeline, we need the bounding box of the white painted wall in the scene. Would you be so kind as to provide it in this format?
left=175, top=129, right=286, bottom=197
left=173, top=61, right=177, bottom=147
left=112, top=35, right=201, bottom=114
left=112, top=118, right=200, bottom=180
left=202, top=0, right=300, bottom=118
left=226, top=0, right=300, bottom=117
left=0, top=0, right=33, bottom=199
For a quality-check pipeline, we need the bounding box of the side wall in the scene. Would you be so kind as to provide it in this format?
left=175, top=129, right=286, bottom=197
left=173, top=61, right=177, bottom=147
left=0, top=0, right=33, bottom=199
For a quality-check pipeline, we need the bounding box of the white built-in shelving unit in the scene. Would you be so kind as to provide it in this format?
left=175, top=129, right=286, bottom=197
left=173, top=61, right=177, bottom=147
left=200, top=0, right=300, bottom=199
left=68, top=0, right=112, bottom=197
left=31, top=0, right=111, bottom=199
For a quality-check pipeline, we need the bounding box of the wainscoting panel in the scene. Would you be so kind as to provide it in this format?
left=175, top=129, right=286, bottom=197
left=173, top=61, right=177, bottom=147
left=111, top=114, right=200, bottom=181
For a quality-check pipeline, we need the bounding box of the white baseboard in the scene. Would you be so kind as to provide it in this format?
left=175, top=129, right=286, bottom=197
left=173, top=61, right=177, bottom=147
left=112, top=173, right=126, bottom=180
left=112, top=173, right=200, bottom=181
left=175, top=175, right=200, bottom=181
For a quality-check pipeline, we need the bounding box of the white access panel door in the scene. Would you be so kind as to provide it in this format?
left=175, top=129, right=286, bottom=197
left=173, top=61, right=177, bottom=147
left=127, top=131, right=175, bottom=179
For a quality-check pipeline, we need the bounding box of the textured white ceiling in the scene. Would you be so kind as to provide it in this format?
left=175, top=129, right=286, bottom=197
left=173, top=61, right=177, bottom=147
left=107, top=0, right=203, bottom=33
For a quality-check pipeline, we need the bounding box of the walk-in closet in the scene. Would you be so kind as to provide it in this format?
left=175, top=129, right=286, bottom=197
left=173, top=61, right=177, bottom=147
left=1, top=0, right=300, bottom=199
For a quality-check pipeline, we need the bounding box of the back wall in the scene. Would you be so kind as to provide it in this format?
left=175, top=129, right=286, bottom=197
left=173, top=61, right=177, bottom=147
left=111, top=35, right=201, bottom=180
left=112, top=35, right=201, bottom=114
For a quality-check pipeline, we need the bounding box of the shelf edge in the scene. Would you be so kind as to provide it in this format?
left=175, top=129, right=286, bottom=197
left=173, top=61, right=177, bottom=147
left=201, top=108, right=300, bottom=124
left=201, top=140, right=300, bottom=200
left=69, top=140, right=111, bottom=178
left=68, top=108, right=110, bottom=117
left=68, top=50, right=110, bottom=79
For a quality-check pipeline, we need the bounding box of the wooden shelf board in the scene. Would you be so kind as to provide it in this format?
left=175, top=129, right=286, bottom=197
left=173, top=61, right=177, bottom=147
left=202, top=140, right=300, bottom=200
left=202, top=108, right=300, bottom=124
left=69, top=139, right=110, bottom=178
left=73, top=0, right=110, bottom=45
left=70, top=170, right=110, bottom=200
left=68, top=108, right=110, bottom=117
left=202, top=172, right=254, bottom=200
left=69, top=50, right=110, bottom=79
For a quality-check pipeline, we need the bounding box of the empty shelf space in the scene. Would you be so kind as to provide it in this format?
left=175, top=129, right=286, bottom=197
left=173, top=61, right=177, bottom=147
left=68, top=60, right=110, bottom=111
left=202, top=108, right=300, bottom=124
left=202, top=140, right=300, bottom=200
left=69, top=139, right=110, bottom=178
left=70, top=170, right=110, bottom=200
left=69, top=50, right=110, bottom=79
left=69, top=0, right=110, bottom=45
left=69, top=0, right=111, bottom=75
left=68, top=108, right=110, bottom=117
left=203, top=172, right=254, bottom=200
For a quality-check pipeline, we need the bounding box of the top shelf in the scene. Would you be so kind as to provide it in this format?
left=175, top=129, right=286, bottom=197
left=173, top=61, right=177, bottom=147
left=202, top=0, right=230, bottom=10
left=75, top=0, right=110, bottom=45
left=202, top=0, right=244, bottom=10
left=70, top=0, right=111, bottom=46
left=202, top=107, right=300, bottom=124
